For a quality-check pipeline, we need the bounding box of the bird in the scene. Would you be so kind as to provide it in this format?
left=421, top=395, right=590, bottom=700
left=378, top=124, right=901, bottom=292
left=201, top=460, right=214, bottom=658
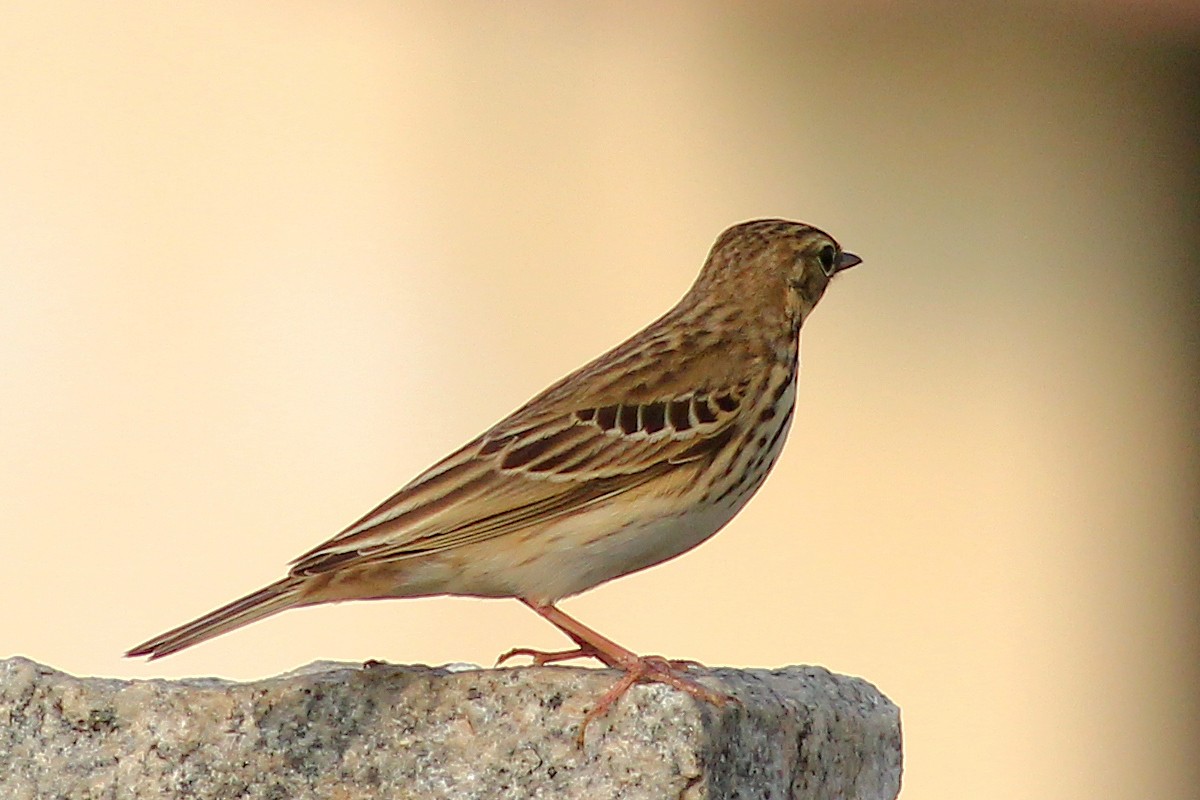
left=128, top=218, right=860, bottom=734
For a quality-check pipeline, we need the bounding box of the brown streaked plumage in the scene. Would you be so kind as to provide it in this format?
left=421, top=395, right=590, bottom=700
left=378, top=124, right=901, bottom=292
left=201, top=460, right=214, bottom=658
left=128, top=218, right=859, bottom=737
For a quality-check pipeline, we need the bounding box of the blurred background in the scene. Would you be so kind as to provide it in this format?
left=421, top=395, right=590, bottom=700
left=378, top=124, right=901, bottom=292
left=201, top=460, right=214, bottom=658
left=2, top=2, right=1197, bottom=798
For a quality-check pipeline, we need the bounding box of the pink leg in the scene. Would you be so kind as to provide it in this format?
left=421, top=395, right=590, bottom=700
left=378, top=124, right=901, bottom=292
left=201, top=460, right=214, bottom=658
left=496, top=605, right=621, bottom=668
left=501, top=599, right=732, bottom=743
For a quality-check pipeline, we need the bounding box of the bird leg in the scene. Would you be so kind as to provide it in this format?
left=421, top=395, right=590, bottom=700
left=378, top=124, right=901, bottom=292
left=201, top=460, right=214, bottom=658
left=495, top=631, right=619, bottom=668
left=495, top=604, right=623, bottom=668
left=501, top=599, right=732, bottom=743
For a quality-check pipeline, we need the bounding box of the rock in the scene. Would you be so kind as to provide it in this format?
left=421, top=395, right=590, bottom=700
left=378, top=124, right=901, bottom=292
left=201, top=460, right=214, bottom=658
left=0, top=656, right=901, bottom=799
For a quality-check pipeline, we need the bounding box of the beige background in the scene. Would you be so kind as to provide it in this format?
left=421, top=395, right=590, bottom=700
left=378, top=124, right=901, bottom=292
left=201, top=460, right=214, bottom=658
left=2, top=3, right=1197, bottom=798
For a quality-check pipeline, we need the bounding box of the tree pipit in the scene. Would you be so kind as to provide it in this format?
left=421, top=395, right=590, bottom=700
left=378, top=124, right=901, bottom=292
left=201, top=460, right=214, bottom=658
left=128, top=218, right=860, bottom=740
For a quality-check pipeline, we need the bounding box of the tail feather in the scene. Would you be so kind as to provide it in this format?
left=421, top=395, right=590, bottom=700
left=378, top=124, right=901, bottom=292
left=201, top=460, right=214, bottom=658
left=126, top=576, right=306, bottom=660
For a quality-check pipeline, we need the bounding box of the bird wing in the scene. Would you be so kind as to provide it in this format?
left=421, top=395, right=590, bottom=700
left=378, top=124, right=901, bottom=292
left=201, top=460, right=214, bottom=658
left=288, top=385, right=750, bottom=576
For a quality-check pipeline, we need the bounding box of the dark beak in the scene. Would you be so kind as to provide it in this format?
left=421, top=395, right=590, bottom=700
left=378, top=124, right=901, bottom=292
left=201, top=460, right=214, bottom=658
left=836, top=251, right=862, bottom=273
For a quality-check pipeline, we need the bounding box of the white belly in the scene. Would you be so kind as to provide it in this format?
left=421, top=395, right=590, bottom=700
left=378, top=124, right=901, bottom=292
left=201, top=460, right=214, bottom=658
left=478, top=368, right=799, bottom=603
left=402, top=358, right=801, bottom=604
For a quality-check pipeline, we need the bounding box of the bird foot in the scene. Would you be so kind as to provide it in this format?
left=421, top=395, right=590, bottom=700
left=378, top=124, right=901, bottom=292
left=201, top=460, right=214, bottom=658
left=495, top=644, right=608, bottom=667
left=496, top=643, right=731, bottom=745
left=496, top=642, right=701, bottom=671
left=575, top=654, right=732, bottom=746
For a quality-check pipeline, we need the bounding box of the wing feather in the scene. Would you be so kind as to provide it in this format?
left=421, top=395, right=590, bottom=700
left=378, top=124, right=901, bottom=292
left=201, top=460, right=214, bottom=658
left=289, top=372, right=756, bottom=577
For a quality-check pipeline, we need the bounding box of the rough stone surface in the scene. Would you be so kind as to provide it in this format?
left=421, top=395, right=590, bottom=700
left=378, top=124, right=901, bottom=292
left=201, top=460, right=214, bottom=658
left=0, top=656, right=901, bottom=799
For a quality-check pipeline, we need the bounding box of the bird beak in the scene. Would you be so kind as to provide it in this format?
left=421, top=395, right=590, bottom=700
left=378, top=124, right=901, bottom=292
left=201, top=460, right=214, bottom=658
left=835, top=252, right=862, bottom=273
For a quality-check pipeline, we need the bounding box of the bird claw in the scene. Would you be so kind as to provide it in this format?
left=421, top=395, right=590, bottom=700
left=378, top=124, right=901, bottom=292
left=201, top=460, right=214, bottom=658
left=496, top=644, right=731, bottom=746
left=495, top=645, right=601, bottom=667
left=575, top=655, right=733, bottom=747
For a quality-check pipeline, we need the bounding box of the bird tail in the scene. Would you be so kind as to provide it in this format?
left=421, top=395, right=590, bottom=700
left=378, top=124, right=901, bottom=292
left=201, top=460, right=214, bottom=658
left=126, top=576, right=307, bottom=660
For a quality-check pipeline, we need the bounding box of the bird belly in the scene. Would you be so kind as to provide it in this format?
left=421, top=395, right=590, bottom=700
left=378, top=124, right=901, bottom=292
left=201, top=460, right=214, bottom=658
left=395, top=368, right=798, bottom=603
left=437, top=416, right=795, bottom=602
left=432, top=494, right=746, bottom=603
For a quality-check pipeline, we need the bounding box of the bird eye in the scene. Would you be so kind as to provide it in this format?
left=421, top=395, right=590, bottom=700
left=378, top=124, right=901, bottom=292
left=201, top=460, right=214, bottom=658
left=817, top=245, right=837, bottom=277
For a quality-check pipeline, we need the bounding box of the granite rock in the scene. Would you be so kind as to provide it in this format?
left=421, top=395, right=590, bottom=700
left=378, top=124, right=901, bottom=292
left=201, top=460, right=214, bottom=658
left=0, top=656, right=901, bottom=799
